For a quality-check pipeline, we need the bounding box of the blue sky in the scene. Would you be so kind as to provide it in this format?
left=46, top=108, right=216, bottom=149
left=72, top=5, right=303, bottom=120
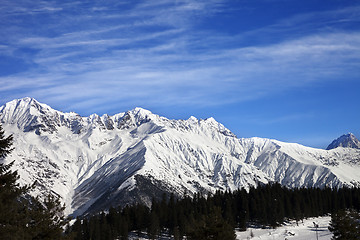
left=0, top=0, right=359, bottom=148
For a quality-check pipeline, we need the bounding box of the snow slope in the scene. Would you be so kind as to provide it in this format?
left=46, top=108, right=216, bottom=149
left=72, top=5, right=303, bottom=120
left=1, top=97, right=360, bottom=215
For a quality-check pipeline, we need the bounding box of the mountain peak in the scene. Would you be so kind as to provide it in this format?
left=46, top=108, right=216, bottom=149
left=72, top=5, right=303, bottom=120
left=13, top=97, right=43, bottom=106
left=0, top=97, right=56, bottom=123
left=187, top=116, right=198, bottom=122
left=326, top=133, right=360, bottom=150
left=19, top=96, right=34, bottom=102
left=3, top=97, right=54, bottom=113
left=0, top=98, right=84, bottom=134
left=131, top=107, right=153, bottom=117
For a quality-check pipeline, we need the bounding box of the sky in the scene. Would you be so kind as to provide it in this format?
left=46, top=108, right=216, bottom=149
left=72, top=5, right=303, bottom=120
left=0, top=0, right=359, bottom=149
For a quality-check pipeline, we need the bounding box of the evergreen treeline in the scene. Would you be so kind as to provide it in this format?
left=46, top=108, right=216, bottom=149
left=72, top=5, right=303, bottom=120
left=70, top=183, right=360, bottom=240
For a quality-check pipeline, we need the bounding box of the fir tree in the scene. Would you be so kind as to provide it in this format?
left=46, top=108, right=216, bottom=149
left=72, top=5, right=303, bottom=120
left=0, top=124, right=27, bottom=239
left=147, top=210, right=160, bottom=239
left=187, top=207, right=236, bottom=240
left=329, top=209, right=360, bottom=240
left=26, top=194, right=69, bottom=239
left=0, top=124, right=13, bottom=159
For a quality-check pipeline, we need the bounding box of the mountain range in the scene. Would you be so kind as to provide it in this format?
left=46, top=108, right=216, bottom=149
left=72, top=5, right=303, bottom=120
left=0, top=97, right=359, bottom=216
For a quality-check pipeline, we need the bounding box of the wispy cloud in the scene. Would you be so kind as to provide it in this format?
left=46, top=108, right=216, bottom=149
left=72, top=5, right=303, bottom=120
left=0, top=0, right=64, bottom=16
left=0, top=1, right=360, bottom=117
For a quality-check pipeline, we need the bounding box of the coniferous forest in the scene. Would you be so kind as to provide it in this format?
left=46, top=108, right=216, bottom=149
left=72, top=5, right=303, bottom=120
left=69, top=183, right=360, bottom=240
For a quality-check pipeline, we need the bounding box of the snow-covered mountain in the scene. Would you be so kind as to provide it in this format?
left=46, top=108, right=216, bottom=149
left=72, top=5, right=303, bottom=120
left=326, top=133, right=360, bottom=150
left=1, top=97, right=360, bottom=216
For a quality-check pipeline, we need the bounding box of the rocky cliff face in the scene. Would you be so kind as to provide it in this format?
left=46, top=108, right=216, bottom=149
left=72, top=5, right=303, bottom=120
left=1, top=97, right=360, bottom=216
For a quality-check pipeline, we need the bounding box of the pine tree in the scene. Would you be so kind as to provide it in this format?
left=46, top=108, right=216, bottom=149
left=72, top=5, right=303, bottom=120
left=0, top=124, right=13, bottom=159
left=329, top=209, right=360, bottom=240
left=118, top=217, right=129, bottom=240
left=292, top=192, right=302, bottom=225
left=0, top=124, right=28, bottom=239
left=26, top=194, right=70, bottom=239
left=187, top=207, right=236, bottom=240
left=71, top=218, right=84, bottom=240
left=147, top=210, right=160, bottom=239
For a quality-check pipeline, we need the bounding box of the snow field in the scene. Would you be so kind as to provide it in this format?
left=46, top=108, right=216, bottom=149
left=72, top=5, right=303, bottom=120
left=236, top=216, right=332, bottom=240
left=125, top=216, right=332, bottom=240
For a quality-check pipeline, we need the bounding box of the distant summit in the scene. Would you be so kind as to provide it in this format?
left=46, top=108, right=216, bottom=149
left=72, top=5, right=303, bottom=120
left=326, top=133, right=360, bottom=150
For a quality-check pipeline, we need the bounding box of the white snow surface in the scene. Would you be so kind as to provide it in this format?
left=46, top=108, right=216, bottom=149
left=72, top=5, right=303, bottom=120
left=0, top=97, right=360, bottom=215
left=236, top=216, right=332, bottom=240
left=127, top=216, right=332, bottom=239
